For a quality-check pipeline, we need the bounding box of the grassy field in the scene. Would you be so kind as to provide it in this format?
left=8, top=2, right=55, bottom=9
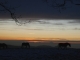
left=0, top=48, right=80, bottom=60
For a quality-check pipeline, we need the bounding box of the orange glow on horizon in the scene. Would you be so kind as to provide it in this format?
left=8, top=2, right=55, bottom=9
left=0, top=36, right=80, bottom=41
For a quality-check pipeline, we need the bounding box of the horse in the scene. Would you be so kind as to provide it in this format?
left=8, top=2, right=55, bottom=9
left=21, top=42, right=30, bottom=48
left=58, top=43, right=71, bottom=48
left=0, top=43, right=7, bottom=49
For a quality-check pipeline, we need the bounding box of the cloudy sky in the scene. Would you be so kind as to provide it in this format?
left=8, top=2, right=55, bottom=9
left=0, top=0, right=80, bottom=42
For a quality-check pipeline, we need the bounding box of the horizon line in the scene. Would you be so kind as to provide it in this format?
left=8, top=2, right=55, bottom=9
left=0, top=40, right=80, bottom=42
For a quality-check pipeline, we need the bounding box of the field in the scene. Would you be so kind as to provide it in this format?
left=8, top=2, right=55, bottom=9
left=0, top=48, right=80, bottom=60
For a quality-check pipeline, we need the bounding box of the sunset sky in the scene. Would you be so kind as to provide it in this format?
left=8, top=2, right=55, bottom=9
left=0, top=19, right=80, bottom=41
left=0, top=0, right=80, bottom=42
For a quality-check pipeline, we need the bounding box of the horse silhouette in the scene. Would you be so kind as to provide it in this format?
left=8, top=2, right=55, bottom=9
left=58, top=43, right=71, bottom=48
left=21, top=42, right=30, bottom=48
left=0, top=43, right=7, bottom=49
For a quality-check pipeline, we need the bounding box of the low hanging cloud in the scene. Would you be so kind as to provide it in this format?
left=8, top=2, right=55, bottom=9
left=53, top=23, right=64, bottom=25
left=26, top=28, right=43, bottom=30
left=73, top=28, right=80, bottom=30
left=36, top=20, right=65, bottom=25
left=68, top=19, right=80, bottom=24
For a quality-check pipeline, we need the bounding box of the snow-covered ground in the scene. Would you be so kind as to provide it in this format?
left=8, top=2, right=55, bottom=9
left=0, top=48, right=80, bottom=60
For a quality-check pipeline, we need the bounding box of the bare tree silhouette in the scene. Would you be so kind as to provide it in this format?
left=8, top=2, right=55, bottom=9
left=0, top=0, right=34, bottom=25
left=0, top=0, right=19, bottom=23
left=43, top=0, right=80, bottom=12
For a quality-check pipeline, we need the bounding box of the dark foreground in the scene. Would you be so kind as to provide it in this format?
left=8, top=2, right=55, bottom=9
left=0, top=48, right=80, bottom=60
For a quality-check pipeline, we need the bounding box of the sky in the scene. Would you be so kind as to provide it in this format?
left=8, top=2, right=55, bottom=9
left=0, top=0, right=80, bottom=42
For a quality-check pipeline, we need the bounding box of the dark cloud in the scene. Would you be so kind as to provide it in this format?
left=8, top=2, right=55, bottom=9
left=0, top=0, right=80, bottom=20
